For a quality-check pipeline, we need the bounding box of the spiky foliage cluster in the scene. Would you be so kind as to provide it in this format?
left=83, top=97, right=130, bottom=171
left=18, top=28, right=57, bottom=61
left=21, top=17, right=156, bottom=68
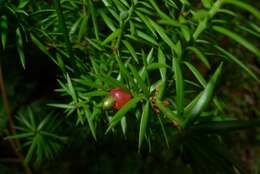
left=0, top=0, right=260, bottom=173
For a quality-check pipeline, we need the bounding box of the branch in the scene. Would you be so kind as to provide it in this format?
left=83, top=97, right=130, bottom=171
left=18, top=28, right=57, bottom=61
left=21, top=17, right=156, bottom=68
left=0, top=64, right=32, bottom=174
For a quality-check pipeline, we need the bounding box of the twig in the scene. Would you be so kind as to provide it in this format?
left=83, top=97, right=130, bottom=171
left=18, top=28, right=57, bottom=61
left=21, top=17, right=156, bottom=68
left=0, top=64, right=32, bottom=174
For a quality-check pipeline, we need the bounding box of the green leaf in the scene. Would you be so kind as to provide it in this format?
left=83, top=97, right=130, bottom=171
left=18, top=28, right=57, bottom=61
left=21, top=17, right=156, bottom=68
left=135, top=11, right=157, bottom=37
left=213, top=26, right=260, bottom=58
left=149, top=19, right=176, bottom=49
left=180, top=0, right=190, bottom=6
left=47, top=103, right=76, bottom=109
left=187, top=46, right=211, bottom=69
left=202, top=0, right=212, bottom=8
left=208, top=0, right=223, bottom=17
left=56, top=52, right=66, bottom=72
left=158, top=48, right=167, bottom=81
left=101, top=0, right=112, bottom=7
left=16, top=114, right=33, bottom=131
left=120, top=116, right=127, bottom=136
left=157, top=48, right=167, bottom=100
left=30, top=9, right=56, bottom=16
left=87, top=39, right=104, bottom=51
left=0, top=15, right=8, bottom=49
left=138, top=101, right=149, bottom=151
left=37, top=116, right=50, bottom=131
left=249, top=22, right=260, bottom=33
left=165, top=0, right=178, bottom=9
left=66, top=73, right=77, bottom=102
left=107, top=8, right=120, bottom=22
left=148, top=0, right=173, bottom=20
left=184, top=62, right=223, bottom=112
left=238, top=25, right=260, bottom=38
left=40, top=131, right=67, bottom=142
left=81, top=91, right=107, bottom=98
left=16, top=28, right=25, bottom=69
left=139, top=48, right=154, bottom=80
left=30, top=33, right=56, bottom=63
left=84, top=107, right=97, bottom=141
left=120, top=0, right=129, bottom=7
left=147, top=48, right=154, bottom=64
left=99, top=10, right=116, bottom=31
left=158, top=116, right=169, bottom=148
left=184, top=92, right=203, bottom=114
left=111, top=0, right=126, bottom=12
left=193, top=18, right=207, bottom=40
left=78, top=15, right=88, bottom=41
left=96, top=74, right=124, bottom=88
left=173, top=57, right=184, bottom=117
left=136, top=30, right=158, bottom=45
left=36, top=136, right=44, bottom=162
left=136, top=7, right=153, bottom=16
left=192, top=10, right=209, bottom=21
left=17, top=0, right=29, bottom=9
left=175, top=41, right=183, bottom=59
left=184, top=61, right=206, bottom=86
left=215, top=45, right=258, bottom=80
left=54, top=0, right=74, bottom=61
left=129, top=21, right=136, bottom=36
left=88, top=0, right=99, bottom=40
left=106, top=96, right=143, bottom=133
left=180, top=24, right=191, bottom=42
left=120, top=10, right=129, bottom=22
left=223, top=0, right=260, bottom=20
left=114, top=53, right=129, bottom=82
left=146, top=63, right=169, bottom=71
left=129, top=64, right=149, bottom=96
left=155, top=98, right=180, bottom=126
left=5, top=132, right=34, bottom=139
left=101, top=28, right=121, bottom=45
left=217, top=9, right=237, bottom=17
left=158, top=19, right=180, bottom=27
left=25, top=136, right=38, bottom=163
left=184, top=63, right=223, bottom=127
left=122, top=40, right=138, bottom=63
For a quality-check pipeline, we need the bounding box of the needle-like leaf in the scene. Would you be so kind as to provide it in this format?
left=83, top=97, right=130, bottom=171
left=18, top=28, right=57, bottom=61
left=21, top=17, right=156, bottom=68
left=184, top=63, right=223, bottom=127
left=138, top=101, right=149, bottom=151
left=213, top=26, right=260, bottom=58
left=106, top=96, right=143, bottom=134
left=173, top=57, right=184, bottom=117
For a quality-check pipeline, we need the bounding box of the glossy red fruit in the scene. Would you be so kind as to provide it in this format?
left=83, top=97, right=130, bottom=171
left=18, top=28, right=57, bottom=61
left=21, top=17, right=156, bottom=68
left=109, top=87, right=131, bottom=110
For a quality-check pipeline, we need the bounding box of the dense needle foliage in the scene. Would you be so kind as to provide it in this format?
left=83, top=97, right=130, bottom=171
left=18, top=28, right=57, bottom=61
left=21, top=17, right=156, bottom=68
left=0, top=0, right=260, bottom=173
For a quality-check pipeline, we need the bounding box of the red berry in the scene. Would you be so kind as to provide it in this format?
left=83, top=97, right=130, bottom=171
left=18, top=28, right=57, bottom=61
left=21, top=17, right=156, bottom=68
left=109, top=87, right=131, bottom=110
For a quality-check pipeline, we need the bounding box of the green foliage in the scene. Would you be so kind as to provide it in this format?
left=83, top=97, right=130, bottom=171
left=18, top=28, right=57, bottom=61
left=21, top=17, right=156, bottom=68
left=5, top=107, right=67, bottom=164
left=0, top=0, right=259, bottom=173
